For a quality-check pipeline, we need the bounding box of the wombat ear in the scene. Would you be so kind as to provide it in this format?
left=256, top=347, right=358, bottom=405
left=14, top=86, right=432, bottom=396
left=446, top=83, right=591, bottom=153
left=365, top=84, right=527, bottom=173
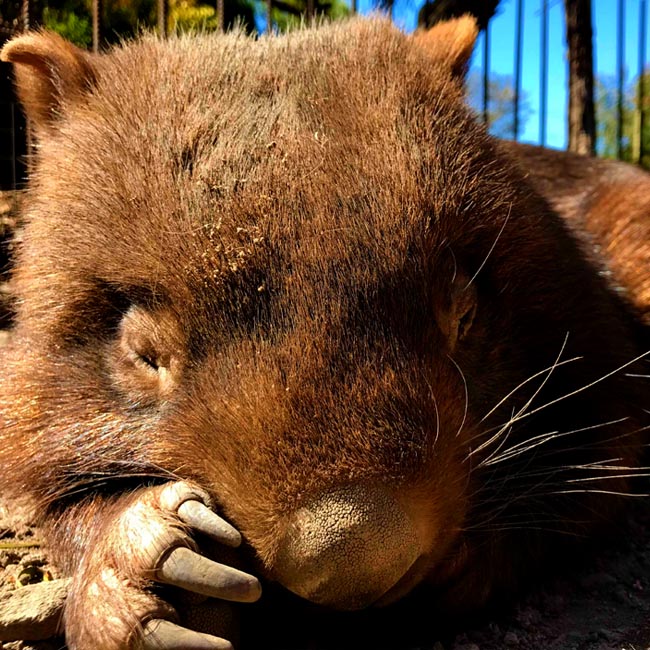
left=0, top=30, right=96, bottom=133
left=414, top=15, right=478, bottom=79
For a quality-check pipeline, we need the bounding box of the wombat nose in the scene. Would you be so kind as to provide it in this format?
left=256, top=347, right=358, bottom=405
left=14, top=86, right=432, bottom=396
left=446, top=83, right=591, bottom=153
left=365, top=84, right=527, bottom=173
left=273, top=485, right=422, bottom=610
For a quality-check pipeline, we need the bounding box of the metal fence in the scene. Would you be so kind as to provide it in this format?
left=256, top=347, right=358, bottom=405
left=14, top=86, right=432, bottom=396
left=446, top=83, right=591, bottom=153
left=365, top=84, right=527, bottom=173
left=470, top=0, right=649, bottom=166
left=2, top=0, right=650, bottom=192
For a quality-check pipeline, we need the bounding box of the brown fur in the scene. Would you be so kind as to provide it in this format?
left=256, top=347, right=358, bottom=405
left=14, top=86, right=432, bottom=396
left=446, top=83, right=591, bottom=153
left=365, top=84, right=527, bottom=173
left=502, top=141, right=650, bottom=326
left=0, top=17, right=649, bottom=648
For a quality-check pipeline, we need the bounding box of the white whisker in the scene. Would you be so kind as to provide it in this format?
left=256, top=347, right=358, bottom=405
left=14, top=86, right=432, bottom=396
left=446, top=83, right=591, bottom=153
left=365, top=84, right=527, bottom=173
left=470, top=335, right=572, bottom=462
left=479, top=417, right=628, bottom=467
left=465, top=204, right=511, bottom=288
left=564, top=472, right=650, bottom=483
left=492, top=349, right=650, bottom=430
left=480, top=430, right=560, bottom=467
left=552, top=490, right=650, bottom=497
left=467, top=407, right=515, bottom=461
left=448, top=355, right=468, bottom=438
left=432, top=393, right=440, bottom=450
left=481, top=343, right=576, bottom=423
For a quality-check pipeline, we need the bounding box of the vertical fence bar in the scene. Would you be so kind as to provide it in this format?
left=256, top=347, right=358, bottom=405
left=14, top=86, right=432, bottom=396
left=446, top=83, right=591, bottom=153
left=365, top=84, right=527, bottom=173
left=352, top=0, right=356, bottom=13
left=514, top=0, right=524, bottom=140
left=617, top=0, right=624, bottom=159
left=92, top=0, right=103, bottom=53
left=267, top=0, right=273, bottom=33
left=20, top=0, right=33, bottom=172
left=638, top=0, right=647, bottom=164
left=306, top=0, right=315, bottom=24
left=540, top=0, right=548, bottom=146
left=482, top=21, right=490, bottom=126
left=217, top=0, right=225, bottom=31
left=158, top=0, right=168, bottom=37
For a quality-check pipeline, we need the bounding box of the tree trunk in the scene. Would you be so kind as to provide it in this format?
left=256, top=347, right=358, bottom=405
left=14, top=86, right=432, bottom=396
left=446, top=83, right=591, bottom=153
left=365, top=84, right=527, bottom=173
left=565, top=0, right=595, bottom=155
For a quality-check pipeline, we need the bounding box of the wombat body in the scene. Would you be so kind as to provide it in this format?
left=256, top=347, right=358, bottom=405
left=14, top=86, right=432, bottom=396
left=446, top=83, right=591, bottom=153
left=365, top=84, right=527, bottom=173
left=0, top=17, right=649, bottom=650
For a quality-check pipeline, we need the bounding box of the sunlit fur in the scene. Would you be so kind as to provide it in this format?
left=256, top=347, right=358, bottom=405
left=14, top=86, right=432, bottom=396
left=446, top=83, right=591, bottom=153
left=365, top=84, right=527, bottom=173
left=0, top=17, right=649, bottom=647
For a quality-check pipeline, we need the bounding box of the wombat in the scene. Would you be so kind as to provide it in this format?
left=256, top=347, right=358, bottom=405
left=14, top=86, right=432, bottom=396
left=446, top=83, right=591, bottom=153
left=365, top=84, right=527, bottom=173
left=1, top=15, right=649, bottom=650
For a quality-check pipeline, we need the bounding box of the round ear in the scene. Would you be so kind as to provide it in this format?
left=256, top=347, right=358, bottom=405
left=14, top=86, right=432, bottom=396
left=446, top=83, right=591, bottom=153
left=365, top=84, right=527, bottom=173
left=413, top=15, right=478, bottom=79
left=1, top=30, right=97, bottom=134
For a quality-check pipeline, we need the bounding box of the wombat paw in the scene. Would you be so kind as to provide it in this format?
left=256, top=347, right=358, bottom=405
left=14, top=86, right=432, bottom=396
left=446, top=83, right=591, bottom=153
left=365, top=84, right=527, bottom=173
left=65, top=481, right=261, bottom=650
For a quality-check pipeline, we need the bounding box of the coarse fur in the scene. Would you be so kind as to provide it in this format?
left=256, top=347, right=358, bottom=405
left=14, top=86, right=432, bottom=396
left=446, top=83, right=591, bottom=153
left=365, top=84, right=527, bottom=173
left=0, top=17, right=649, bottom=649
left=502, top=141, right=650, bottom=326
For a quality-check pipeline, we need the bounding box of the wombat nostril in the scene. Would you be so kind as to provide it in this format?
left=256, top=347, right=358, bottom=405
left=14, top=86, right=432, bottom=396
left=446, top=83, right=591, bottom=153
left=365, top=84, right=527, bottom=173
left=273, top=485, right=422, bottom=610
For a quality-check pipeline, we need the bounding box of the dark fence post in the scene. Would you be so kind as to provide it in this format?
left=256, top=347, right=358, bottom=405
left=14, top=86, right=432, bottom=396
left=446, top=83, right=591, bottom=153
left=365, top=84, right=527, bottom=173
left=306, top=0, right=315, bottom=24
left=540, top=0, right=548, bottom=146
left=513, top=0, right=523, bottom=140
left=616, top=0, right=624, bottom=159
left=638, top=0, right=647, bottom=165
left=217, top=0, right=225, bottom=31
left=158, top=0, right=168, bottom=37
left=18, top=0, right=35, bottom=174
left=267, top=0, right=273, bottom=33
left=92, top=0, right=104, bottom=52
left=482, top=21, right=490, bottom=127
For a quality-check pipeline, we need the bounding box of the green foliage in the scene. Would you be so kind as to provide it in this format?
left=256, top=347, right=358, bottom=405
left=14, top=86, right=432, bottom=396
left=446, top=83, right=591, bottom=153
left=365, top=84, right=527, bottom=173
left=39, top=0, right=157, bottom=46
left=323, top=0, right=349, bottom=20
left=269, top=0, right=349, bottom=32
left=171, top=1, right=221, bottom=32
left=28, top=0, right=347, bottom=47
left=596, top=73, right=650, bottom=170
left=169, top=0, right=257, bottom=33
left=42, top=1, right=92, bottom=48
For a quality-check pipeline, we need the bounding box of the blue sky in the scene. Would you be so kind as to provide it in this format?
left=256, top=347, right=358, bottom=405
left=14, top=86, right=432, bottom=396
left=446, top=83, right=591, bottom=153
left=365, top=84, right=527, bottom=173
left=347, top=0, right=649, bottom=149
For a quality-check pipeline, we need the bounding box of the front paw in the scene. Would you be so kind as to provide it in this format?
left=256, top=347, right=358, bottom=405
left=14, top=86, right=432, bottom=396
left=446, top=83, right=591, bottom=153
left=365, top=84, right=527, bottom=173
left=65, top=481, right=261, bottom=650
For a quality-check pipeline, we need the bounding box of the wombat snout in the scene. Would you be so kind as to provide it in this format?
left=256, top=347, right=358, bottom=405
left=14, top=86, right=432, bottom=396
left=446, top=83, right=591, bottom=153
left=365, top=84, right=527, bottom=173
left=273, top=485, right=422, bottom=610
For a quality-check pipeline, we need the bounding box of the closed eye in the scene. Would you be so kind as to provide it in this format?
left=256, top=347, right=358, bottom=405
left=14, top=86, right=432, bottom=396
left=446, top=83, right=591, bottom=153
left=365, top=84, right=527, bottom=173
left=136, top=351, right=160, bottom=372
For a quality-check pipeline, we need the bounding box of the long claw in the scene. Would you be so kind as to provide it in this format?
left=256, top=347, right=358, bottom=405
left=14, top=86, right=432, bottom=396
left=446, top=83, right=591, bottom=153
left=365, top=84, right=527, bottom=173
left=178, top=500, right=241, bottom=548
left=141, top=619, right=233, bottom=650
left=157, top=547, right=262, bottom=603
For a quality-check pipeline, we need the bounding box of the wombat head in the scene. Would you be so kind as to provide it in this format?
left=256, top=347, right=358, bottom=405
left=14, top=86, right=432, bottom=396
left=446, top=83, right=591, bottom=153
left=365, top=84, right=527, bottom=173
left=2, top=18, right=640, bottom=611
